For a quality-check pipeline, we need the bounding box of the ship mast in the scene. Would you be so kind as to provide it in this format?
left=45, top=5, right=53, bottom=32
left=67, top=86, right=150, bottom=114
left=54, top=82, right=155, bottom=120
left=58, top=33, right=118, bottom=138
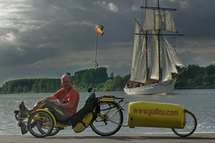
left=157, top=0, right=161, bottom=81
left=145, top=0, right=148, bottom=82
left=141, top=0, right=183, bottom=83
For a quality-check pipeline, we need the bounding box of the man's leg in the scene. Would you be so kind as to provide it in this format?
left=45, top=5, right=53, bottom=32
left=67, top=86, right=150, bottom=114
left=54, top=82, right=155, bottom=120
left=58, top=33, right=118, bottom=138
left=18, top=100, right=70, bottom=135
left=38, top=100, right=70, bottom=122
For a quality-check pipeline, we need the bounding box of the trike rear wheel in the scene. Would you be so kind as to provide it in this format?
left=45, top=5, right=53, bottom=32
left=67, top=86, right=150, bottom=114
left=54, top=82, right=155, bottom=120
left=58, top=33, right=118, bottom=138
left=172, top=110, right=197, bottom=137
left=28, top=111, right=54, bottom=138
left=90, top=101, right=123, bottom=136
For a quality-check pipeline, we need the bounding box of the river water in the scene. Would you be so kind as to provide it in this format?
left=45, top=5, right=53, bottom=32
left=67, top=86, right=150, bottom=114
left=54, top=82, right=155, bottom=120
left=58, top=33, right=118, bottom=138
left=0, top=89, right=215, bottom=135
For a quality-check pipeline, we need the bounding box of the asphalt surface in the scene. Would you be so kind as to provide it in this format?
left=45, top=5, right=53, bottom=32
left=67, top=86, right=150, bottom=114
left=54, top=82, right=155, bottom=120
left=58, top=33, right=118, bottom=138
left=1, top=133, right=215, bottom=143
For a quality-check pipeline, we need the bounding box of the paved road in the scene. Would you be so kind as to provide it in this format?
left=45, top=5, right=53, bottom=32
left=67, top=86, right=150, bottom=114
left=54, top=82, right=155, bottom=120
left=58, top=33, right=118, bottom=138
left=1, top=133, right=215, bottom=143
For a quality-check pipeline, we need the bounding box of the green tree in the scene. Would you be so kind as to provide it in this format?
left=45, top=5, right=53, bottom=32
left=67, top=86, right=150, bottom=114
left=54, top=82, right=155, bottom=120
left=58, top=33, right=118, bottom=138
left=14, top=84, right=22, bottom=93
left=32, top=80, right=39, bottom=93
left=109, top=73, right=114, bottom=80
left=113, top=75, right=123, bottom=91
left=23, top=86, right=29, bottom=93
left=205, top=64, right=215, bottom=75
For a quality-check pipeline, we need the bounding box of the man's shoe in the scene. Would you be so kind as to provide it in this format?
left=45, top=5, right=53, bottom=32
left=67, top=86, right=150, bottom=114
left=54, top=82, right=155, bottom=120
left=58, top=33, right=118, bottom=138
left=19, top=121, right=28, bottom=135
left=18, top=101, right=29, bottom=117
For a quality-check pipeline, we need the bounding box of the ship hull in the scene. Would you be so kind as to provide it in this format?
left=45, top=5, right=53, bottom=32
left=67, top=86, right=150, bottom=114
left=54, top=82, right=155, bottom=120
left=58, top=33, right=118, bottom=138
left=124, top=79, right=176, bottom=95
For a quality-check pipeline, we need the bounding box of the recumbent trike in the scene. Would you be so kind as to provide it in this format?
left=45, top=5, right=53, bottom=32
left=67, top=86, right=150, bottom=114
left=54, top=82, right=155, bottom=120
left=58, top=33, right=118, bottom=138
left=14, top=88, right=197, bottom=138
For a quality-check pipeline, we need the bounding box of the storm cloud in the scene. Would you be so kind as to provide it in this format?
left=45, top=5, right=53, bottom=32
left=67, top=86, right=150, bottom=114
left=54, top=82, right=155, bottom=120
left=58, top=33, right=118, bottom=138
left=0, top=0, right=214, bottom=86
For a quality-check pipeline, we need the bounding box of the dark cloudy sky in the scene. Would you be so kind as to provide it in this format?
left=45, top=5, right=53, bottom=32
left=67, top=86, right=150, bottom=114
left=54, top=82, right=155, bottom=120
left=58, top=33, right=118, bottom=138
left=0, top=0, right=214, bottom=86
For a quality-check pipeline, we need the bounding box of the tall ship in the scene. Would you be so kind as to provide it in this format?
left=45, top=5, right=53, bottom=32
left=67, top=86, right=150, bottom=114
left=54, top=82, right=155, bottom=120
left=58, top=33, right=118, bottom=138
left=124, top=0, right=186, bottom=95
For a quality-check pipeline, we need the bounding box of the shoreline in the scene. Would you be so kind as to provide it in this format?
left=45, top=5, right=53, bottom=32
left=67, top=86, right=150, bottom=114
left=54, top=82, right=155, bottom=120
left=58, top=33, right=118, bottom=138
left=1, top=131, right=215, bottom=135
left=1, top=133, right=215, bottom=143
left=1, top=131, right=215, bottom=136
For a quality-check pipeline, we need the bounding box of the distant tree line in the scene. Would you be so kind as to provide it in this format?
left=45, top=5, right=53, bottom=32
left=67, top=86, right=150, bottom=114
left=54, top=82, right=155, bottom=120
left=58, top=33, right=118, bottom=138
left=0, top=65, right=215, bottom=94
left=0, top=78, right=62, bottom=94
left=70, top=67, right=129, bottom=92
left=0, top=67, right=129, bottom=94
left=175, top=64, right=215, bottom=89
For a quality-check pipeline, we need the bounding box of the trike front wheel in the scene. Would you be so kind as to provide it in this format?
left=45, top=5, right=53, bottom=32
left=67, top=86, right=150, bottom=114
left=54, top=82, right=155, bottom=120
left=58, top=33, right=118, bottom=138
left=90, top=101, right=123, bottom=136
left=49, top=127, right=61, bottom=136
left=172, top=110, right=197, bottom=137
left=28, top=111, right=54, bottom=138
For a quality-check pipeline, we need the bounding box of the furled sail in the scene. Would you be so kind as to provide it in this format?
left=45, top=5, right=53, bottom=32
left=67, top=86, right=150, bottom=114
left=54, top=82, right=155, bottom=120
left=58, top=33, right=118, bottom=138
left=161, top=37, right=185, bottom=81
left=130, top=20, right=147, bottom=83
left=142, top=9, right=177, bottom=33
